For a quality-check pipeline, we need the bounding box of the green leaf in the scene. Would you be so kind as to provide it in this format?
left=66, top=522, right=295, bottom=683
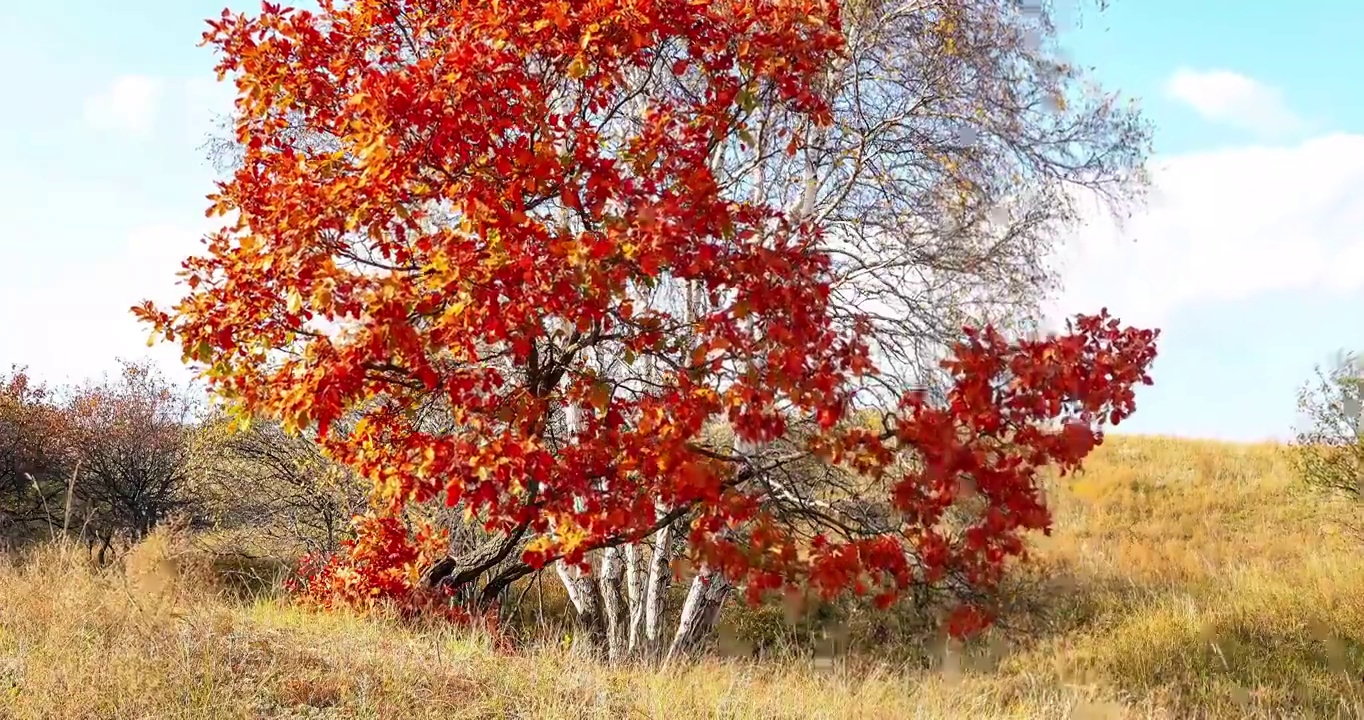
left=737, top=88, right=757, bottom=112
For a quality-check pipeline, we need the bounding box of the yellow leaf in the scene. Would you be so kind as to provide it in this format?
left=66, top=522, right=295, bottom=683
left=565, top=239, right=589, bottom=267
left=312, top=283, right=334, bottom=308
left=287, top=289, right=303, bottom=314
left=557, top=519, right=589, bottom=554
left=589, top=381, right=612, bottom=412
left=443, top=296, right=470, bottom=322
left=524, top=535, right=555, bottom=554
left=567, top=55, right=588, bottom=79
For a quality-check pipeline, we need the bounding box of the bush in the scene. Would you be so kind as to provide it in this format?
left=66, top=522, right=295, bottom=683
left=1291, top=351, right=1364, bottom=502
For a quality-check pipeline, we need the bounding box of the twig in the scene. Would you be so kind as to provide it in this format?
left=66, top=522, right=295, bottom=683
left=63, top=459, right=80, bottom=536
left=536, top=570, right=546, bottom=627
left=25, top=473, right=56, bottom=543
left=510, top=569, right=538, bottom=621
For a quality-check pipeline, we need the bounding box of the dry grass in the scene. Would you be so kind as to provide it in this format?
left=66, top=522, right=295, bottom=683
left=2, top=435, right=1363, bottom=719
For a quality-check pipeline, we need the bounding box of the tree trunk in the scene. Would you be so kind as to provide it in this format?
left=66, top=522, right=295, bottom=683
left=643, top=515, right=676, bottom=656
left=661, top=437, right=754, bottom=660
left=96, top=533, right=113, bottom=566
left=623, top=542, right=646, bottom=654
left=598, top=547, right=628, bottom=662
left=666, top=565, right=734, bottom=661
left=556, top=560, right=607, bottom=656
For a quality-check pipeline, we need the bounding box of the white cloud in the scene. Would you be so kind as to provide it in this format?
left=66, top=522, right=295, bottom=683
left=1048, top=133, right=1364, bottom=329
left=1165, top=69, right=1304, bottom=137
left=83, top=74, right=164, bottom=136
left=0, top=206, right=226, bottom=388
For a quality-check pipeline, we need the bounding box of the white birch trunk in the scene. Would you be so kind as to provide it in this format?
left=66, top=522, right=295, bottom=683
left=598, top=546, right=628, bottom=662
left=643, top=513, right=676, bottom=655
left=623, top=542, right=646, bottom=654
left=556, top=559, right=607, bottom=656
left=556, top=560, right=587, bottom=615
left=666, top=565, right=734, bottom=661
left=663, top=435, right=756, bottom=659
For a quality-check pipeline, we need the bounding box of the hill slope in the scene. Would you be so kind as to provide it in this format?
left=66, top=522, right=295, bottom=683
left=1, top=436, right=1361, bottom=719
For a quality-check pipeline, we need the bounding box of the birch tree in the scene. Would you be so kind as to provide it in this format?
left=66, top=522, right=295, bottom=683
left=1292, top=351, right=1364, bottom=502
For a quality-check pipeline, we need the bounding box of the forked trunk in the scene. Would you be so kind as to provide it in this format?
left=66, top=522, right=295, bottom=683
left=664, top=436, right=748, bottom=660
left=548, top=520, right=735, bottom=663
left=551, top=402, right=610, bottom=654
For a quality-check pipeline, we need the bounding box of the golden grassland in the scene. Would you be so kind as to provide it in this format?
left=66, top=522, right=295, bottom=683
left=1, top=435, right=1362, bottom=719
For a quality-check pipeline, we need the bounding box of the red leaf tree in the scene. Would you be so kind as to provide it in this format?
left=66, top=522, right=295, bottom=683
left=61, top=360, right=201, bottom=560
left=1, top=361, right=202, bottom=561
left=0, top=368, right=71, bottom=542
left=138, top=0, right=1158, bottom=659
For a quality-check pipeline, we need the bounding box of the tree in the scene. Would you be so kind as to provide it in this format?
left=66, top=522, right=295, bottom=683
left=700, top=0, right=1151, bottom=401
left=189, top=415, right=369, bottom=556
left=62, top=360, right=202, bottom=562
left=1291, top=351, right=1364, bottom=502
left=138, top=0, right=1159, bottom=659
left=0, top=368, right=71, bottom=545
left=198, top=0, right=1151, bottom=401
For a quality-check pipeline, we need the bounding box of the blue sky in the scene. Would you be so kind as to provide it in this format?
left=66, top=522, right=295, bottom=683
left=1045, top=0, right=1364, bottom=441
left=1, top=1, right=1361, bottom=442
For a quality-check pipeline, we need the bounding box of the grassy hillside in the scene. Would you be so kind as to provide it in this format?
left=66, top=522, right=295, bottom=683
left=2, top=436, right=1362, bottom=719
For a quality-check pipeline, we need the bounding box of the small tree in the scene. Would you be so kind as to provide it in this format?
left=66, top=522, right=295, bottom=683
left=189, top=415, right=369, bottom=556
left=0, top=368, right=71, bottom=544
left=62, top=360, right=202, bottom=562
left=139, top=0, right=1159, bottom=658
left=1291, top=351, right=1364, bottom=500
